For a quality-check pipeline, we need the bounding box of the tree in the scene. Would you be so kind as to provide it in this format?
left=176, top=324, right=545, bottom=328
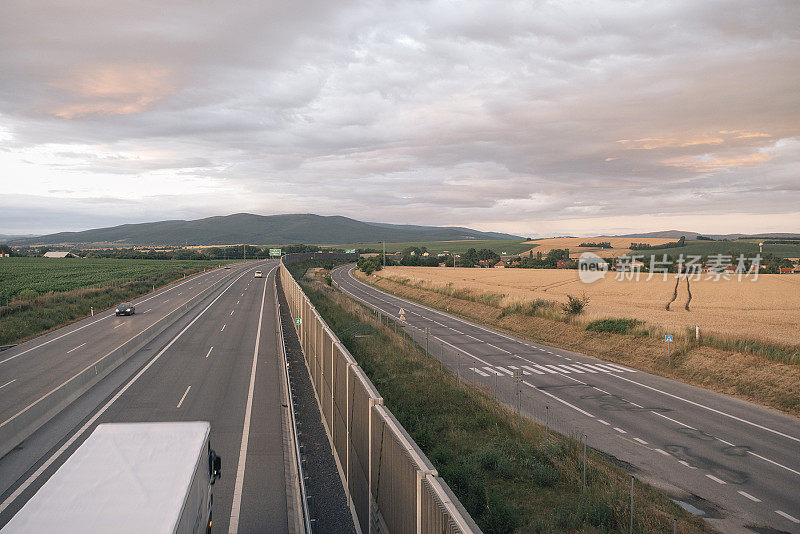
left=0, top=244, right=11, bottom=256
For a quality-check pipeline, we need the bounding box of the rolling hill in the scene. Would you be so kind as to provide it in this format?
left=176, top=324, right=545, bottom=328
left=9, top=213, right=521, bottom=247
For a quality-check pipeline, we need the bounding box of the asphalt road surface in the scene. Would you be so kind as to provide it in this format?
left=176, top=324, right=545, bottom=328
left=0, top=261, right=292, bottom=533
left=333, top=265, right=800, bottom=534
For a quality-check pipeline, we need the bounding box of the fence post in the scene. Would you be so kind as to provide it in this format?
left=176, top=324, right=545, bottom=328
left=630, top=475, right=634, bottom=534
left=583, top=434, right=587, bottom=497
left=546, top=405, right=550, bottom=454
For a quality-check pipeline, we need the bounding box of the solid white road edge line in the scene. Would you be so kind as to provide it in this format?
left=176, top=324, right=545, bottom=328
left=0, top=268, right=249, bottom=516
left=229, top=265, right=275, bottom=534
left=339, top=266, right=800, bottom=446
left=0, top=266, right=229, bottom=366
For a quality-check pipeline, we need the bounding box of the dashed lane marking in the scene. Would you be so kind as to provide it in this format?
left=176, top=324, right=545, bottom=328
left=66, top=342, right=86, bottom=354
left=705, top=474, right=726, bottom=484
left=176, top=385, right=191, bottom=408
left=776, top=511, right=799, bottom=524
left=738, top=491, right=761, bottom=502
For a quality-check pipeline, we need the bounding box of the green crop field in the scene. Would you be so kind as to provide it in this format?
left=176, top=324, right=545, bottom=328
left=629, top=240, right=800, bottom=260
left=0, top=257, right=226, bottom=301
left=323, top=238, right=532, bottom=255
left=0, top=257, right=231, bottom=345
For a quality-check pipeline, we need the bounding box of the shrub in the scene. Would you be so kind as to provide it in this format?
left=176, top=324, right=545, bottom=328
left=561, top=294, right=589, bottom=316
left=586, top=318, right=639, bottom=334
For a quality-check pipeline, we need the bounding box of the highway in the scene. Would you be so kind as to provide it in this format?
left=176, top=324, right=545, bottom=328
left=333, top=265, right=800, bottom=534
left=0, top=261, right=293, bottom=532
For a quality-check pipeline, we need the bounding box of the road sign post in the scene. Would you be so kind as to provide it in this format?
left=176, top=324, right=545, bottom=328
left=665, top=334, right=673, bottom=365
left=514, top=369, right=522, bottom=437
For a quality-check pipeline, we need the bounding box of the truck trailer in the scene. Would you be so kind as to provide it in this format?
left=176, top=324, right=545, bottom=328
left=2, top=421, right=221, bottom=533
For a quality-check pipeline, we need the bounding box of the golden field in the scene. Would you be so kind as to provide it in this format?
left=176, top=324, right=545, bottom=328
left=522, top=236, right=674, bottom=258
left=375, top=267, right=800, bottom=345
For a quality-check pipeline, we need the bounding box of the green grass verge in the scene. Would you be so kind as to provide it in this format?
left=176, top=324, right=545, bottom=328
left=293, top=273, right=709, bottom=533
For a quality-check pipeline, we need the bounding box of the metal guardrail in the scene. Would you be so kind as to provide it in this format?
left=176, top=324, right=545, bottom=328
left=0, top=267, right=238, bottom=459
left=279, top=256, right=481, bottom=534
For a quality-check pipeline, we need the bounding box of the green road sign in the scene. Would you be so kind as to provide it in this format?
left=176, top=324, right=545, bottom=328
left=269, top=248, right=282, bottom=257
left=346, top=249, right=357, bottom=254
left=295, top=318, right=302, bottom=325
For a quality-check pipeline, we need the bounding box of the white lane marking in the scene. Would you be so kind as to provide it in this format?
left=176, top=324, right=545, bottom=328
left=571, top=364, right=597, bottom=373
left=606, top=372, right=800, bottom=444
left=738, top=491, right=761, bottom=502
left=0, top=268, right=248, bottom=517
left=580, top=363, right=611, bottom=373
left=655, top=448, right=670, bottom=456
left=523, top=380, right=595, bottom=418
left=604, top=363, right=636, bottom=373
left=471, top=367, right=489, bottom=377
left=548, top=365, right=571, bottom=373
left=144, top=309, right=151, bottom=313
left=114, top=323, right=124, bottom=329
left=0, top=379, right=16, bottom=390
left=679, top=460, right=696, bottom=469
left=176, top=385, right=191, bottom=408
left=597, top=419, right=610, bottom=426
left=535, top=364, right=558, bottom=374
left=652, top=411, right=800, bottom=477
left=747, top=450, right=800, bottom=477
left=66, top=342, right=86, bottom=354
left=221, top=324, right=226, bottom=332
left=559, top=364, right=585, bottom=373
left=177, top=292, right=182, bottom=296
left=633, top=437, right=648, bottom=445
left=0, top=270, right=218, bottom=366
left=485, top=342, right=511, bottom=354
left=229, top=265, right=271, bottom=534
left=206, top=346, right=214, bottom=359
left=776, top=511, right=800, bottom=523
left=592, top=363, right=622, bottom=373
left=613, top=427, right=627, bottom=434
left=164, top=299, right=170, bottom=303
left=521, top=365, right=544, bottom=375
left=706, top=474, right=726, bottom=484
left=230, top=309, right=235, bottom=316
left=495, top=366, right=514, bottom=376
left=483, top=367, right=503, bottom=376
left=339, top=269, right=599, bottom=419
left=237, top=300, right=240, bottom=305
left=651, top=411, right=696, bottom=430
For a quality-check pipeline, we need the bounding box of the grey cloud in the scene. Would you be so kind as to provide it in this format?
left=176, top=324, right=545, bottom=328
left=1, top=0, right=799, bottom=235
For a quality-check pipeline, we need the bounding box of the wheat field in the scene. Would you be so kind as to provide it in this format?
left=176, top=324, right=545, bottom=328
left=375, top=267, right=800, bottom=345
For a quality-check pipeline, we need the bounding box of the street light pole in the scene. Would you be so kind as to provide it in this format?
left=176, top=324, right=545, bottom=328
left=382, top=241, right=386, bottom=268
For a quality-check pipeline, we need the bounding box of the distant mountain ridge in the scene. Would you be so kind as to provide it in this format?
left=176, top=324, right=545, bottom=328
left=9, top=213, right=521, bottom=247
left=607, top=230, right=800, bottom=240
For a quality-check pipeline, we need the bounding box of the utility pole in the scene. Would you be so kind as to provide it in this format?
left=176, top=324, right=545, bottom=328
left=382, top=241, right=386, bottom=268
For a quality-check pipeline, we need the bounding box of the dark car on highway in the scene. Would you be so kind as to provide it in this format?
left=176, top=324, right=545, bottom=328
left=115, top=302, right=135, bottom=316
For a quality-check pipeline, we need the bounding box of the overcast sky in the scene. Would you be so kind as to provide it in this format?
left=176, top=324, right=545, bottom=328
left=1, top=0, right=798, bottom=237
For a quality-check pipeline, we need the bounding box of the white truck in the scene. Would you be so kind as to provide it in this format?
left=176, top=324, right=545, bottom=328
left=2, top=422, right=221, bottom=533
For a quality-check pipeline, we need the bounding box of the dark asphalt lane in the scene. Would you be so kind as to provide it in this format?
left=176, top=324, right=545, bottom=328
left=0, top=262, right=253, bottom=427
left=333, top=265, right=800, bottom=534
left=0, top=261, right=292, bottom=533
